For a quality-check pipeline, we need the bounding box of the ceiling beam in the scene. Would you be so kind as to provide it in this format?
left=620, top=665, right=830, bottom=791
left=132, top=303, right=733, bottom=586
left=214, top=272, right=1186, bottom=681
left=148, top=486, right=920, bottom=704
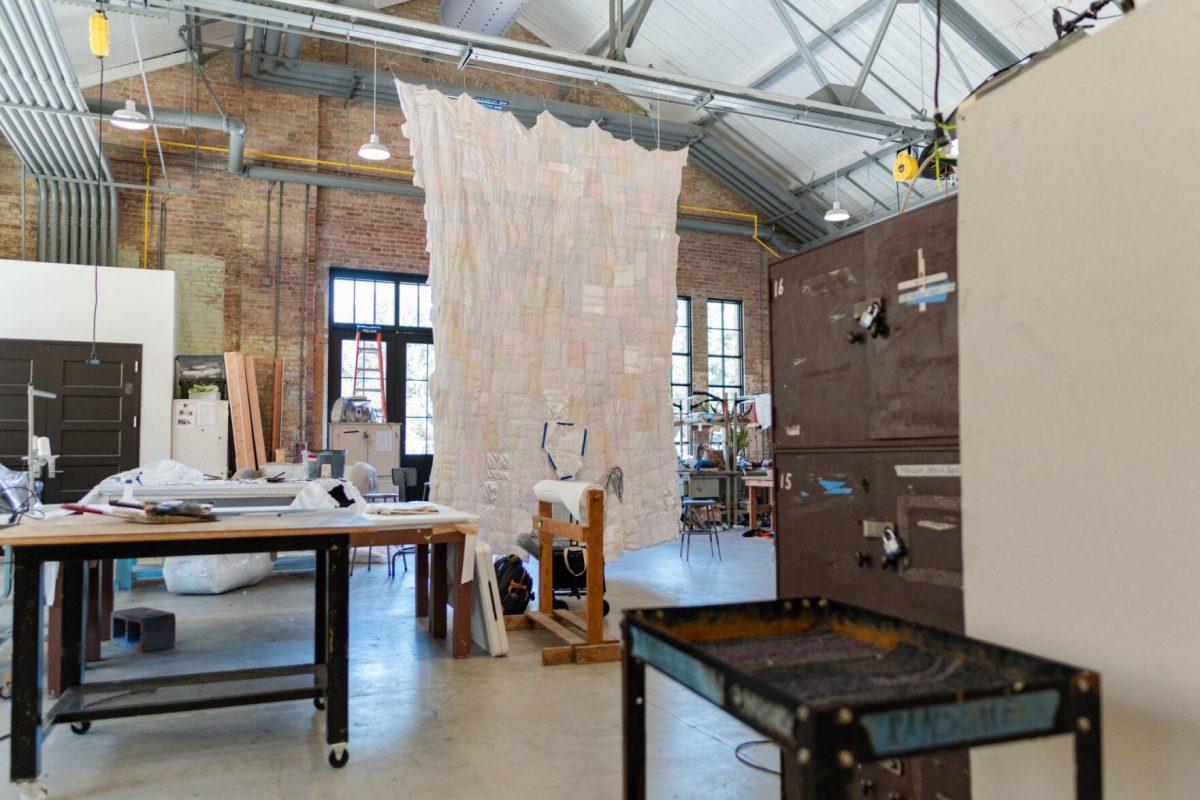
left=849, top=0, right=900, bottom=107
left=938, top=0, right=1019, bottom=70
left=62, top=0, right=932, bottom=140
left=766, top=0, right=829, bottom=89
left=586, top=0, right=651, bottom=58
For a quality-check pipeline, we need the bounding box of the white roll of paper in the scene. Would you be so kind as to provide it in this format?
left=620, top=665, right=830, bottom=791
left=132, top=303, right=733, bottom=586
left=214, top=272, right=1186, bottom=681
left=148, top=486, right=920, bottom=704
left=533, top=479, right=601, bottom=522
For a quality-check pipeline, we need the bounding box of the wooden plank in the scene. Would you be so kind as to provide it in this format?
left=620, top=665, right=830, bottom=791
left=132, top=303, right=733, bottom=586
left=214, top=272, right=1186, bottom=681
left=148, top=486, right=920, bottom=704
left=541, top=646, right=575, bottom=666
left=533, top=515, right=587, bottom=542
left=584, top=489, right=605, bottom=646
left=243, top=355, right=268, bottom=469
left=271, top=358, right=283, bottom=454
left=504, top=615, right=533, bottom=630
left=574, top=641, right=623, bottom=664
left=537, top=524, right=553, bottom=615
left=552, top=609, right=589, bottom=633
left=526, top=610, right=584, bottom=645
left=223, top=352, right=254, bottom=472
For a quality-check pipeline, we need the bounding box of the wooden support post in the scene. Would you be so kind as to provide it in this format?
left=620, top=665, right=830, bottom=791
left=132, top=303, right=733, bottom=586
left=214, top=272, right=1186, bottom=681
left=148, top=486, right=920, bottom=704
left=584, top=489, right=605, bottom=646
left=537, top=500, right=553, bottom=615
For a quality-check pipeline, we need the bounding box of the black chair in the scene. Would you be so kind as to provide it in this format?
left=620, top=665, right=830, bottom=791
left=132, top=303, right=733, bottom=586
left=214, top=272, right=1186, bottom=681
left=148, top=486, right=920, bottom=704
left=680, top=498, right=722, bottom=561
left=387, top=467, right=419, bottom=579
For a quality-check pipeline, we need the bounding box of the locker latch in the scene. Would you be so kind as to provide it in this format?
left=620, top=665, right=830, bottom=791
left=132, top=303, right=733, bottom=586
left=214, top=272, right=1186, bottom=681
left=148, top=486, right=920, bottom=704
left=848, top=298, right=889, bottom=343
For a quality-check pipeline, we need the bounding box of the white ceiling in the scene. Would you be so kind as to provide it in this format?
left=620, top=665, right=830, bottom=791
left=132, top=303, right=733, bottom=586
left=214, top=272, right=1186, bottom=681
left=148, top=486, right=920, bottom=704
left=47, top=0, right=1131, bottom=221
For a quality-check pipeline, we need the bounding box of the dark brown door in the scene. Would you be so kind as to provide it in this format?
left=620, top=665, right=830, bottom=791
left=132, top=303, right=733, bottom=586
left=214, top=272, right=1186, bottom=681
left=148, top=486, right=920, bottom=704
left=0, top=339, right=141, bottom=503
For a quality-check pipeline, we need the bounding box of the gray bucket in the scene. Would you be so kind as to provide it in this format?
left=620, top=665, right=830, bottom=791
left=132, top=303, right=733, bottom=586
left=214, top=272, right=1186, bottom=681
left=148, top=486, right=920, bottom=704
left=305, top=449, right=346, bottom=480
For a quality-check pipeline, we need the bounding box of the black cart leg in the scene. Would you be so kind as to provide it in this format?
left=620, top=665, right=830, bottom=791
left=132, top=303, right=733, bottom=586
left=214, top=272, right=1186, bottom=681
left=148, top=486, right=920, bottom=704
left=314, top=548, right=328, bottom=667
left=58, top=560, right=87, bottom=696
left=797, top=753, right=849, bottom=800
left=622, top=645, right=646, bottom=799
left=10, top=553, right=43, bottom=783
left=325, top=539, right=350, bottom=767
left=1076, top=693, right=1103, bottom=800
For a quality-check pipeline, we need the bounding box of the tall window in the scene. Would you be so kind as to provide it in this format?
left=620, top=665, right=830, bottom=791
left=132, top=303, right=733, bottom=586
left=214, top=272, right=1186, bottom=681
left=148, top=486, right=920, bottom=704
left=707, top=299, right=743, bottom=402
left=328, top=270, right=435, bottom=457
left=671, top=297, right=692, bottom=458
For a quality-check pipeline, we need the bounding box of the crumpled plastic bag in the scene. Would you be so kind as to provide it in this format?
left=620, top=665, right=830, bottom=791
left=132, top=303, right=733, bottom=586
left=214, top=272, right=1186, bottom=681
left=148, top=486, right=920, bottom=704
left=289, top=479, right=367, bottom=512
left=79, top=459, right=206, bottom=505
left=163, top=552, right=273, bottom=595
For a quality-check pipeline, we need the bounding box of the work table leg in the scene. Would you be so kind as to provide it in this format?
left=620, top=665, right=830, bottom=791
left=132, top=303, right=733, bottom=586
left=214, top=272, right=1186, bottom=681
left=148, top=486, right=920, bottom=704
left=10, top=552, right=44, bottom=783
left=325, top=540, right=350, bottom=757
left=314, top=548, right=327, bottom=667
left=58, top=560, right=87, bottom=697
left=451, top=541, right=472, bottom=658
left=1075, top=690, right=1103, bottom=799
left=415, top=543, right=429, bottom=618
left=430, top=543, right=448, bottom=639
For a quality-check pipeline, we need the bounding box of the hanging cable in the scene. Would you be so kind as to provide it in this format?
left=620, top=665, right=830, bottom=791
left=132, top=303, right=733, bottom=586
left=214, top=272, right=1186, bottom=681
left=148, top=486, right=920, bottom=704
left=734, top=740, right=780, bottom=776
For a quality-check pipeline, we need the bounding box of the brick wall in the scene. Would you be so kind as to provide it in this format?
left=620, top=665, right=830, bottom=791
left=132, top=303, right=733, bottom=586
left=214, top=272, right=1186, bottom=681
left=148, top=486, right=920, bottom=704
left=0, top=0, right=772, bottom=456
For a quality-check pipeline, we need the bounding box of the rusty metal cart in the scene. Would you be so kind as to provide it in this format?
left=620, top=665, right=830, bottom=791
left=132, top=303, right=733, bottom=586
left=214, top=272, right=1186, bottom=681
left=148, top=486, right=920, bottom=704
left=622, top=598, right=1101, bottom=799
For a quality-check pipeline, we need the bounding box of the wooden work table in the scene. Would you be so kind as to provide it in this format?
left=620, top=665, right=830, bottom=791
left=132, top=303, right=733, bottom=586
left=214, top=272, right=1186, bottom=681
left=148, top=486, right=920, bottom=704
left=0, top=506, right=478, bottom=788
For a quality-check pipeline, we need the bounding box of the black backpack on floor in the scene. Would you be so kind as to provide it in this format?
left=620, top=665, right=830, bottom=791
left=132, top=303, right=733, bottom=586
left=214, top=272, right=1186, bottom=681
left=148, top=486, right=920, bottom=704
left=494, top=554, right=533, bottom=616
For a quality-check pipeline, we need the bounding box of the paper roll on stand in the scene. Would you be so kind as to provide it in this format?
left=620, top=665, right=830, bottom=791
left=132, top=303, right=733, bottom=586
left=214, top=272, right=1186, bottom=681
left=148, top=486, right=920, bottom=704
left=533, top=480, right=601, bottom=522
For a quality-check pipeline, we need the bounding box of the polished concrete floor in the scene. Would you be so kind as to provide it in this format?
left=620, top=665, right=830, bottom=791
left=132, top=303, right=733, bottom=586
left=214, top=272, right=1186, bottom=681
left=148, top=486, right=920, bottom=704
left=0, top=530, right=780, bottom=799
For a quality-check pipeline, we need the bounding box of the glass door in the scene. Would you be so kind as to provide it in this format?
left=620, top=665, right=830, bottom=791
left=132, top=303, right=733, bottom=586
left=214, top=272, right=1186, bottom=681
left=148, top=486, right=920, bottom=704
left=327, top=270, right=435, bottom=495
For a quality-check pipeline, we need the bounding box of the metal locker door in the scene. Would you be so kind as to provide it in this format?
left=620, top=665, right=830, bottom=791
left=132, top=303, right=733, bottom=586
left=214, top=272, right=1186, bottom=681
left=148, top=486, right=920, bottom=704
left=864, top=197, right=959, bottom=440
left=775, top=450, right=963, bottom=632
left=770, top=232, right=871, bottom=448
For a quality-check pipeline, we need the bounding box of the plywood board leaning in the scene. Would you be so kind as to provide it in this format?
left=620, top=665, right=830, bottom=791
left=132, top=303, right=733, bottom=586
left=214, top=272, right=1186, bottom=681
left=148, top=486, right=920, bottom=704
left=243, top=355, right=268, bottom=468
left=223, top=352, right=254, bottom=472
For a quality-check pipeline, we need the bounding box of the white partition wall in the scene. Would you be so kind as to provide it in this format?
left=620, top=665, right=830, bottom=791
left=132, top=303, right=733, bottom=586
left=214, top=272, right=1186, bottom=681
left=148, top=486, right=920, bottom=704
left=0, top=259, right=177, bottom=463
left=957, top=2, right=1200, bottom=798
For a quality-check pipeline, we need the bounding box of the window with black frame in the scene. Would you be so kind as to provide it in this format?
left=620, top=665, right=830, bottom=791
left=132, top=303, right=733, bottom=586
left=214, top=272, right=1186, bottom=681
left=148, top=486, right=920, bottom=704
left=671, top=297, right=692, bottom=458
left=706, top=299, right=743, bottom=403
left=328, top=270, right=435, bottom=486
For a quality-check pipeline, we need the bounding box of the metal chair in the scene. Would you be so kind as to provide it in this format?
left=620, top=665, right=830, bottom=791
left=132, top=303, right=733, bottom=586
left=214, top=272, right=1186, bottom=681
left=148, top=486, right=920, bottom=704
left=387, top=467, right=419, bottom=579
left=680, top=498, right=722, bottom=561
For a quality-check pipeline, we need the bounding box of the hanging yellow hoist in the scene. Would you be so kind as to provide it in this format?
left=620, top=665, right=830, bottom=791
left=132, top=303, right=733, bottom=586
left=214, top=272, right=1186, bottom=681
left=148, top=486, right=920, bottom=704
left=892, top=148, right=919, bottom=183
left=89, top=6, right=110, bottom=58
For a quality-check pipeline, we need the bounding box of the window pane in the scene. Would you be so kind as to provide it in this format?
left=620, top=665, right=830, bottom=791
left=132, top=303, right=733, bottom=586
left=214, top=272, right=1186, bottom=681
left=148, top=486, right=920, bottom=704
left=706, top=300, right=721, bottom=328
left=398, top=284, right=419, bottom=327
left=723, top=357, right=742, bottom=386
left=418, top=285, right=432, bottom=328
left=672, top=326, right=689, bottom=355
left=708, top=328, right=723, bottom=355
left=724, top=302, right=739, bottom=329
left=332, top=279, right=355, bottom=324
left=404, top=343, right=434, bottom=456
left=374, top=282, right=395, bottom=326
left=353, top=281, right=373, bottom=325
left=676, top=298, right=689, bottom=327
left=405, top=382, right=427, bottom=417
left=707, top=360, right=723, bottom=386
left=671, top=356, right=689, bottom=385
left=723, top=330, right=741, bottom=356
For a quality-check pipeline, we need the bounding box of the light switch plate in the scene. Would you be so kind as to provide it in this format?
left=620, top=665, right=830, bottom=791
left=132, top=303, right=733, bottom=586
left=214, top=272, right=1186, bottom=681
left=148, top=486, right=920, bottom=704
left=863, top=520, right=894, bottom=539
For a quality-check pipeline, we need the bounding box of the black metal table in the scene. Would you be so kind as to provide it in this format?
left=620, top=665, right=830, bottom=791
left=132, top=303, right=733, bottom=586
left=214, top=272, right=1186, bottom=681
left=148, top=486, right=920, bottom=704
left=2, top=512, right=360, bottom=788
left=622, top=598, right=1102, bottom=799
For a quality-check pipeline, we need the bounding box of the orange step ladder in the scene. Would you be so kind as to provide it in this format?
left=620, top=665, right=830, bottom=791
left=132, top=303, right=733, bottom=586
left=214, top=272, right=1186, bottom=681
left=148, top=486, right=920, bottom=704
left=352, top=329, right=387, bottom=422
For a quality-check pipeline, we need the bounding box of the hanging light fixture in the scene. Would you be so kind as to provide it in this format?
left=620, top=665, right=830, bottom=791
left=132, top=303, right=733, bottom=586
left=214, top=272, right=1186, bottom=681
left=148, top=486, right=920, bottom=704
left=358, top=41, right=390, bottom=161
left=824, top=168, right=850, bottom=223
left=110, top=98, right=149, bottom=131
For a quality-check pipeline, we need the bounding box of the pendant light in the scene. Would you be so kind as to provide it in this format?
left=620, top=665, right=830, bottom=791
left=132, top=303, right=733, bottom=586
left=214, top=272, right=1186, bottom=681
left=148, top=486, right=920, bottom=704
left=110, top=98, right=149, bottom=131
left=824, top=167, right=850, bottom=223
left=358, top=41, right=390, bottom=161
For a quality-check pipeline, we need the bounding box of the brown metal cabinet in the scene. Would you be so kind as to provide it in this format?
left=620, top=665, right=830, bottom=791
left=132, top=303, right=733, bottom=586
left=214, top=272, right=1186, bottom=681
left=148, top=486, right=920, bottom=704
left=770, top=197, right=965, bottom=800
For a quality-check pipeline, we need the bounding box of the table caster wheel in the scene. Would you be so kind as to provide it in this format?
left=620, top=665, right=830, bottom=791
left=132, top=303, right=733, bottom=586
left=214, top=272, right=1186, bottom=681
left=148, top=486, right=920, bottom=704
left=328, top=748, right=349, bottom=768
left=70, top=721, right=91, bottom=735
left=602, top=600, right=611, bottom=617
left=313, top=698, right=326, bottom=710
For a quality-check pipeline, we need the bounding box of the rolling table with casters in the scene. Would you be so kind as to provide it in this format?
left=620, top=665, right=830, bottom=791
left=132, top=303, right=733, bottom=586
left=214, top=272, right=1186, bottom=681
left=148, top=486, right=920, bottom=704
left=622, top=598, right=1101, bottom=799
left=0, top=506, right=477, bottom=789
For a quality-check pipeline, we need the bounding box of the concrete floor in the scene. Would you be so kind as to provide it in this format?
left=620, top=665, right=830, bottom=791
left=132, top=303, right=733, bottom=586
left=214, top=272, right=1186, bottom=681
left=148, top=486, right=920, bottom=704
left=0, top=530, right=781, bottom=799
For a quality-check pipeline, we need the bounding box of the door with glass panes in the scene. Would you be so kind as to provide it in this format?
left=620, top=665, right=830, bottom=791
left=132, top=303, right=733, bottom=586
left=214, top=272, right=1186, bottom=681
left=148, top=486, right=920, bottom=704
left=327, top=271, right=435, bottom=492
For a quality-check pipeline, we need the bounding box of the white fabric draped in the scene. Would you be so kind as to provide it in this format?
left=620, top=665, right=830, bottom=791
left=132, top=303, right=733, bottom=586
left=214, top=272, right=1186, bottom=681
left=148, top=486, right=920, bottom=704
left=396, top=81, right=686, bottom=561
